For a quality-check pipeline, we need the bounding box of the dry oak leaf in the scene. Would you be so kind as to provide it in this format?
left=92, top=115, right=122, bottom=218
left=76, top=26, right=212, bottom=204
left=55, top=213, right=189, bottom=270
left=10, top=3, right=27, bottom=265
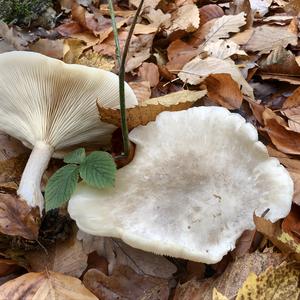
left=235, top=262, right=300, bottom=300
left=168, top=4, right=200, bottom=33
left=262, top=108, right=300, bottom=155
left=128, top=81, right=151, bottom=103
left=144, top=8, right=171, bottom=28
left=205, top=73, right=243, bottom=109
left=0, top=271, right=98, bottom=300
left=29, top=39, right=64, bottom=60
left=98, top=90, right=206, bottom=130
left=178, top=56, right=254, bottom=98
left=245, top=24, right=298, bottom=54
left=83, top=265, right=169, bottom=300
left=0, top=193, right=39, bottom=240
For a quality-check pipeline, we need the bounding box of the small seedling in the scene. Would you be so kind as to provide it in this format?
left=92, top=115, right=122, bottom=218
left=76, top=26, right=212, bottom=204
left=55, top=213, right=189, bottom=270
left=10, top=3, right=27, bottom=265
left=45, top=148, right=116, bottom=212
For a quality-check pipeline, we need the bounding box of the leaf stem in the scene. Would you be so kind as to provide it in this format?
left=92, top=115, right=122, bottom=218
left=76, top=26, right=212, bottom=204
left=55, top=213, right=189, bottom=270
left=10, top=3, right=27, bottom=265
left=108, top=0, right=145, bottom=157
left=107, top=0, right=121, bottom=66
left=119, top=0, right=145, bottom=156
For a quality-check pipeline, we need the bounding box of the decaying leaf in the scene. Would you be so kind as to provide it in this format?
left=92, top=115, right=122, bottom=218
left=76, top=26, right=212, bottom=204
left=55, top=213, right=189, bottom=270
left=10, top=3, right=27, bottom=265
left=78, top=233, right=177, bottom=279
left=282, top=205, right=300, bottom=243
left=168, top=4, right=200, bottom=33
left=245, top=24, right=298, bottom=54
left=178, top=56, right=254, bottom=98
left=0, top=192, right=39, bottom=240
left=0, top=271, right=98, bottom=300
left=205, top=73, right=243, bottom=109
left=128, top=81, right=151, bottom=103
left=83, top=266, right=169, bottom=300
left=98, top=90, right=207, bottom=129
left=262, top=108, right=300, bottom=155
left=235, top=262, right=300, bottom=300
left=138, top=62, right=160, bottom=87
left=199, top=4, right=224, bottom=25
left=174, top=251, right=284, bottom=300
left=26, top=233, right=88, bottom=278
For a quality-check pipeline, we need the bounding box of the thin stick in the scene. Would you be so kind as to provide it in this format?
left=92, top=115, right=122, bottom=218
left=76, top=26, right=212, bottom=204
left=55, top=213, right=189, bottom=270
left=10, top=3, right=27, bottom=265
left=118, top=0, right=145, bottom=156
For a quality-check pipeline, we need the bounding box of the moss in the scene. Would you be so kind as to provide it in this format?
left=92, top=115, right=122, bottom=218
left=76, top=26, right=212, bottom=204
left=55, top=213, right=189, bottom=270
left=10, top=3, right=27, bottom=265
left=0, top=0, right=53, bottom=25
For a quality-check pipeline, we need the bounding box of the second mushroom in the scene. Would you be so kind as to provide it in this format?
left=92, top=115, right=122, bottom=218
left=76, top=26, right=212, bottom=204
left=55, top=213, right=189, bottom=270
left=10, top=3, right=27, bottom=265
left=68, top=106, right=293, bottom=263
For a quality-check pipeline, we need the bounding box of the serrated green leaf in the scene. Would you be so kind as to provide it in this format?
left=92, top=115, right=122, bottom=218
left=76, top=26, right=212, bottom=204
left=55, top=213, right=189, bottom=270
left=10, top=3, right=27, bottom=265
left=63, top=148, right=86, bottom=164
left=79, top=151, right=116, bottom=189
left=45, top=164, right=80, bottom=211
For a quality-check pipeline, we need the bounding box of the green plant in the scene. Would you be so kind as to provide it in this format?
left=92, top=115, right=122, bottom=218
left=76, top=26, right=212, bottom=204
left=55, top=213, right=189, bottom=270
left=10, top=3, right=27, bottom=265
left=45, top=148, right=116, bottom=211
left=0, top=0, right=52, bottom=25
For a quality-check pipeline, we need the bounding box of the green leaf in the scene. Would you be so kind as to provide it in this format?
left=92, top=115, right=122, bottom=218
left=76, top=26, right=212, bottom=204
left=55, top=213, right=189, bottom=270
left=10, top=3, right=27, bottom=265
left=79, top=151, right=116, bottom=189
left=45, top=164, right=80, bottom=211
left=63, top=148, right=86, bottom=164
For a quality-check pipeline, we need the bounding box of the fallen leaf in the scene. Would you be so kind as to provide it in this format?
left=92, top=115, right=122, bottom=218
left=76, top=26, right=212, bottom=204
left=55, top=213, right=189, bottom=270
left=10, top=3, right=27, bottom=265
left=245, top=24, right=298, bottom=54
left=166, top=39, right=200, bottom=72
left=83, top=266, right=169, bottom=300
left=213, top=289, right=229, bottom=300
left=144, top=8, right=171, bottom=28
left=0, top=271, right=98, bottom=300
left=98, top=90, right=207, bottom=129
left=204, top=73, right=243, bottom=109
left=174, top=251, right=284, bottom=300
left=138, top=62, right=160, bottom=87
left=178, top=56, right=254, bottom=98
left=235, top=262, right=300, bottom=300
left=250, top=0, right=272, bottom=17
left=262, top=108, right=300, bottom=155
left=130, top=0, right=160, bottom=11
left=128, top=81, right=151, bottom=103
left=204, top=40, right=247, bottom=60
left=78, top=233, right=177, bottom=279
left=29, top=39, right=64, bottom=59
left=199, top=4, right=224, bottom=25
left=0, top=192, right=39, bottom=240
left=282, top=204, right=300, bottom=243
left=168, top=4, right=200, bottom=33
left=133, top=23, right=158, bottom=34
left=26, top=233, right=88, bottom=278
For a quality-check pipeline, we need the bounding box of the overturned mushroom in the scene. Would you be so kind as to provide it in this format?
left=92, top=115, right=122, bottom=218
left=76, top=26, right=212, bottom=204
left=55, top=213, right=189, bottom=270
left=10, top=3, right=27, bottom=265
left=0, top=51, right=137, bottom=211
left=68, top=107, right=293, bottom=263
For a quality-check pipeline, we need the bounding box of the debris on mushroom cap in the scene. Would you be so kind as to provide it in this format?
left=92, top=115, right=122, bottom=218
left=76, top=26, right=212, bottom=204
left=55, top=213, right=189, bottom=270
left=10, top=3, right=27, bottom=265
left=68, top=107, right=293, bottom=263
left=0, top=51, right=138, bottom=211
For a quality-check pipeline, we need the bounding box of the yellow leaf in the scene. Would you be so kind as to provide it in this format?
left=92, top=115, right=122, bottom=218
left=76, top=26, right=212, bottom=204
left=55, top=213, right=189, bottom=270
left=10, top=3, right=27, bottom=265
left=212, top=288, right=230, bottom=300
left=236, top=263, right=300, bottom=300
left=98, top=90, right=206, bottom=129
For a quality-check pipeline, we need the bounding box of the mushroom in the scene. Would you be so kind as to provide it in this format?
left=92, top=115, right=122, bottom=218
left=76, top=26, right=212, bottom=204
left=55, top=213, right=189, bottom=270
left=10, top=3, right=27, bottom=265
left=0, top=51, right=137, bottom=211
left=68, top=107, right=293, bottom=263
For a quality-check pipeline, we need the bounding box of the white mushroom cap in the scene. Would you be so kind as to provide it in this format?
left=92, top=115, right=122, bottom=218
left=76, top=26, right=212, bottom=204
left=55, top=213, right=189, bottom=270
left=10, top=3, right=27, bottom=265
left=68, top=107, right=293, bottom=263
left=0, top=51, right=137, bottom=210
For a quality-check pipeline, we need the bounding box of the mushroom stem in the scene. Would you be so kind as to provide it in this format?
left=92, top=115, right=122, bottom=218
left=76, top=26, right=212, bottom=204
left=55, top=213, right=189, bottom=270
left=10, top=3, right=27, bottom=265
left=17, top=141, right=54, bottom=211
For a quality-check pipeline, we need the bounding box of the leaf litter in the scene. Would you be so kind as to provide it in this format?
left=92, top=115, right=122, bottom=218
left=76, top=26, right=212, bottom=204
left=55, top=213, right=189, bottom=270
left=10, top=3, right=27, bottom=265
left=0, top=0, right=300, bottom=299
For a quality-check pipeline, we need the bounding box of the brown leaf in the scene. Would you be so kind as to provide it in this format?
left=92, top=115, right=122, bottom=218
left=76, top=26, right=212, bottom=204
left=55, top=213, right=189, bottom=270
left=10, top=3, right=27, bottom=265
left=29, top=39, right=64, bottom=60
left=166, top=39, right=200, bottom=72
left=245, top=24, right=298, bottom=54
left=78, top=234, right=176, bottom=279
left=199, top=4, right=224, bottom=25
left=128, top=81, right=151, bottom=103
left=204, top=73, right=243, bottom=109
left=0, top=193, right=39, bottom=240
left=174, top=251, right=284, bottom=300
left=83, top=266, right=169, bottom=300
left=0, top=271, right=98, bottom=300
left=262, top=108, right=300, bottom=155
left=138, top=62, right=160, bottom=87
left=282, top=204, right=300, bottom=243
left=98, top=90, right=206, bottom=130
left=26, top=233, right=88, bottom=278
